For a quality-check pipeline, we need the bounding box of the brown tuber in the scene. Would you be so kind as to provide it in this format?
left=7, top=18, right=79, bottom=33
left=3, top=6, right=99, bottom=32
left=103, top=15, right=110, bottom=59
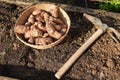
left=32, top=9, right=42, bottom=15
left=43, top=12, right=50, bottom=22
left=25, top=25, right=43, bottom=38
left=28, top=37, right=34, bottom=43
left=43, top=33, right=49, bottom=38
left=14, top=25, right=30, bottom=34
left=46, top=23, right=62, bottom=39
left=25, top=22, right=32, bottom=26
left=35, top=14, right=44, bottom=22
left=49, top=16, right=64, bottom=25
left=35, top=37, right=53, bottom=45
left=37, top=22, right=46, bottom=32
left=50, top=7, right=59, bottom=17
left=54, top=25, right=62, bottom=31
left=28, top=15, right=35, bottom=24
left=61, top=27, right=67, bottom=34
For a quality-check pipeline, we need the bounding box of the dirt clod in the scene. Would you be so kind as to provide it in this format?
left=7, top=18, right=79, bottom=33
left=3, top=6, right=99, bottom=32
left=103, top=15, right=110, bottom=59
left=12, top=43, right=20, bottom=50
left=106, top=58, right=116, bottom=68
left=99, top=71, right=105, bottom=80
left=91, top=69, right=97, bottom=75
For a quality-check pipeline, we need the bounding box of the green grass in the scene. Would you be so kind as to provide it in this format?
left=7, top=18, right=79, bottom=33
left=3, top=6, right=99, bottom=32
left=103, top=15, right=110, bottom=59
left=99, top=0, right=120, bottom=13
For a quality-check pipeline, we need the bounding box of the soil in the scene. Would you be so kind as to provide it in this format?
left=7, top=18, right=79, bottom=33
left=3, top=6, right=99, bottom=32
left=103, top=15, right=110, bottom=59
left=0, top=1, right=120, bottom=80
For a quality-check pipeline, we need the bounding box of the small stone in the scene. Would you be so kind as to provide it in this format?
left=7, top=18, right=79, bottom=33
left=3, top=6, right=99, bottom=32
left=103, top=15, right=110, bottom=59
left=115, top=52, right=120, bottom=56
left=106, top=58, right=115, bottom=68
left=27, top=62, right=35, bottom=67
left=92, top=69, right=97, bottom=75
left=99, top=71, right=105, bottom=80
left=28, top=53, right=35, bottom=61
left=85, top=74, right=94, bottom=80
left=0, top=51, right=6, bottom=55
left=0, top=52, right=6, bottom=62
left=102, top=66, right=108, bottom=71
left=32, top=9, right=41, bottom=15
left=115, top=44, right=120, bottom=55
left=12, top=43, right=20, bottom=50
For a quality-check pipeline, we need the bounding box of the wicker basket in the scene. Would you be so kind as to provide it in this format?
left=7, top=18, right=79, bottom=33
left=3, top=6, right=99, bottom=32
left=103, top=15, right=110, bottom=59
left=15, top=3, right=71, bottom=49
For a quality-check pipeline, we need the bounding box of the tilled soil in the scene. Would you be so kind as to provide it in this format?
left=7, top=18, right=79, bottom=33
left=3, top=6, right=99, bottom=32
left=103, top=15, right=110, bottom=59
left=0, top=1, right=120, bottom=80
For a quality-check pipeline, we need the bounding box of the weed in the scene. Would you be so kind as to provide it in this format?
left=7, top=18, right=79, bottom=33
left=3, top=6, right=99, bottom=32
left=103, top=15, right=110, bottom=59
left=99, top=0, right=120, bottom=12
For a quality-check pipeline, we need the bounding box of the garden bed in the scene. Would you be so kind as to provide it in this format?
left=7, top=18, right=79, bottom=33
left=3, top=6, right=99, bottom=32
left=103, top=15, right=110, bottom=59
left=0, top=1, right=120, bottom=80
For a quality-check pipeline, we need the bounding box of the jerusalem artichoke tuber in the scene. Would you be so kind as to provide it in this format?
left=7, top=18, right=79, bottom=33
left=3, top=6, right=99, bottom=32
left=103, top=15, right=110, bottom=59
left=61, top=27, right=67, bottom=34
left=35, top=14, right=44, bottom=22
left=37, top=22, right=46, bottom=32
left=28, top=14, right=35, bottom=24
left=49, top=16, right=64, bottom=25
left=46, top=22, right=62, bottom=39
left=25, top=22, right=32, bottom=26
left=54, top=25, right=62, bottom=31
left=25, top=25, right=43, bottom=38
left=43, top=12, right=50, bottom=22
left=14, top=25, right=30, bottom=34
left=32, top=9, right=42, bottom=15
left=53, top=31, right=62, bottom=39
left=35, top=37, right=53, bottom=45
left=50, top=7, right=59, bottom=17
left=28, top=37, right=34, bottom=43
left=43, top=33, right=49, bottom=38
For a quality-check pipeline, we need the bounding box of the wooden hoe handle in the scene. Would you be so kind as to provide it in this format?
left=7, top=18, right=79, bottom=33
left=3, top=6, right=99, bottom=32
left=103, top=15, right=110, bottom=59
left=55, top=28, right=104, bottom=79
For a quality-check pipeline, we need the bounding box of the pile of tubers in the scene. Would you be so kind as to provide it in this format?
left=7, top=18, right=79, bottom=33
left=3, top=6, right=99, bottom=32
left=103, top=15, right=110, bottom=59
left=14, top=7, right=67, bottom=46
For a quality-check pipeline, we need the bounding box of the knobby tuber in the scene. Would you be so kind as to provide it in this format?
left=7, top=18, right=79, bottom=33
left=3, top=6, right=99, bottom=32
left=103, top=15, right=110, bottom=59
left=28, top=37, right=34, bottom=43
left=32, top=9, right=42, bottom=15
left=50, top=7, right=59, bottom=17
left=35, top=14, right=44, bottom=22
left=14, top=7, right=67, bottom=46
left=49, top=16, right=64, bottom=25
left=28, top=15, right=35, bottom=24
left=25, top=22, right=32, bottom=26
left=43, top=33, right=49, bottom=38
left=37, top=22, right=46, bottom=32
left=46, top=22, right=62, bottom=39
left=35, top=37, right=53, bottom=45
left=60, top=26, right=67, bottom=34
left=25, top=25, right=43, bottom=38
left=14, top=25, right=30, bottom=34
left=54, top=25, right=62, bottom=31
left=43, top=12, right=50, bottom=22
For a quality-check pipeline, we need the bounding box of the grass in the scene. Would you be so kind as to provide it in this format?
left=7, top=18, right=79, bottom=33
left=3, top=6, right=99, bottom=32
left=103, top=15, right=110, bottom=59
left=99, top=0, right=120, bottom=13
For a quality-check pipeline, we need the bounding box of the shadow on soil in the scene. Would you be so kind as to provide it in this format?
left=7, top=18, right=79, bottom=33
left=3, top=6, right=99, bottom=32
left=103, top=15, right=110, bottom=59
left=61, top=12, right=94, bottom=44
left=0, top=64, right=78, bottom=80
left=41, top=0, right=102, bottom=9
